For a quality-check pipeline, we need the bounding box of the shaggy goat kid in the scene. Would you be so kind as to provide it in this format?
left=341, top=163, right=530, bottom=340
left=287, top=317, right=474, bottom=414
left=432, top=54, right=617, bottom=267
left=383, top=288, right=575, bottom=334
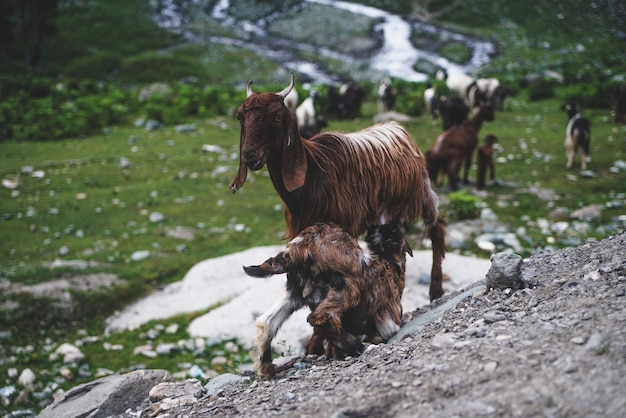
left=230, top=74, right=447, bottom=302
left=476, top=134, right=498, bottom=190
left=562, top=103, right=591, bottom=170
left=426, top=105, right=494, bottom=190
left=243, top=221, right=412, bottom=378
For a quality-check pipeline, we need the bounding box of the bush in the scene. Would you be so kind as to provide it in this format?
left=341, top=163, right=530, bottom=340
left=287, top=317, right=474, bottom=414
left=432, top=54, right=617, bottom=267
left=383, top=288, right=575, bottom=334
left=528, top=78, right=556, bottom=101
left=446, top=190, right=482, bottom=221
left=65, top=51, right=123, bottom=79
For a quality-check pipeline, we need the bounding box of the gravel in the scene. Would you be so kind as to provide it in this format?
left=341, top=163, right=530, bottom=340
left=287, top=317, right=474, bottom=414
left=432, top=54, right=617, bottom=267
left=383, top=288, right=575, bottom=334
left=151, top=232, right=626, bottom=418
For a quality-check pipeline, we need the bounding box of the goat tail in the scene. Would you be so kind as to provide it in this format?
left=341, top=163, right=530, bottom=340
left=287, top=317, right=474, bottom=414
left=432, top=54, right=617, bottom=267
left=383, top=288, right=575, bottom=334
left=426, top=214, right=447, bottom=302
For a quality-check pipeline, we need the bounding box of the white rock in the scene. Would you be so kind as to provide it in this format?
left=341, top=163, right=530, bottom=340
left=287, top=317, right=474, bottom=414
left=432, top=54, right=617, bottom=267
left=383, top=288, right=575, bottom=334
left=50, top=343, right=85, bottom=364
left=2, top=179, right=19, bottom=189
left=149, top=212, right=165, bottom=223
left=18, top=368, right=37, bottom=386
left=130, top=250, right=151, bottom=262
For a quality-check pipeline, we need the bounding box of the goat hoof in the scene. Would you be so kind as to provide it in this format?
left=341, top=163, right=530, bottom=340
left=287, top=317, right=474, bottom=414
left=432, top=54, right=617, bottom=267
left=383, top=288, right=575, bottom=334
left=256, top=362, right=277, bottom=379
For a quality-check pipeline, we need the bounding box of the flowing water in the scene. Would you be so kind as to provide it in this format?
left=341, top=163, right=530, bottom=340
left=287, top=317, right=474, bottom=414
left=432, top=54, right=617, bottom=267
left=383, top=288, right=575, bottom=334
left=153, top=0, right=494, bottom=84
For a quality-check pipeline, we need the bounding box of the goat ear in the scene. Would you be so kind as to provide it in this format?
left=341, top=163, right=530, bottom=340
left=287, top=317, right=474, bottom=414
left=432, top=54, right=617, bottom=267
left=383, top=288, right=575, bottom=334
left=229, top=128, right=248, bottom=193
left=281, top=118, right=307, bottom=192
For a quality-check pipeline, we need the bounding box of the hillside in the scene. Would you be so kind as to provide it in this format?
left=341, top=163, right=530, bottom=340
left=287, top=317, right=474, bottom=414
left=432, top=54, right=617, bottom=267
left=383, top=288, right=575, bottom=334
left=39, top=231, right=626, bottom=417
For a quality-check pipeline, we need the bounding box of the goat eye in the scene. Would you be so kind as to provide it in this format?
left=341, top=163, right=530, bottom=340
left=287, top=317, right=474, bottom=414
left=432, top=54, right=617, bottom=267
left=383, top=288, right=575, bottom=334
left=274, top=114, right=281, bottom=122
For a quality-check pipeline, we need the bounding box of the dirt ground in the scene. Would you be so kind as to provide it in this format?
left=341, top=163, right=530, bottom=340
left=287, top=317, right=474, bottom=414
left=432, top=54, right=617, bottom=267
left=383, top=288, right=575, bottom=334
left=156, top=231, right=625, bottom=418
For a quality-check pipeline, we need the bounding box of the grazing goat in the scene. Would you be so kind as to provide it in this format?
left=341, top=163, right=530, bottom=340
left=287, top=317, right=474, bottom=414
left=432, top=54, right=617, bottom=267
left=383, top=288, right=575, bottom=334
left=327, top=81, right=366, bottom=119
left=424, top=82, right=439, bottom=121
left=295, top=89, right=319, bottom=128
left=426, top=105, right=495, bottom=190
left=377, top=78, right=397, bottom=113
left=299, top=114, right=328, bottom=140
left=562, top=103, right=591, bottom=170
left=438, top=95, right=469, bottom=130
left=436, top=69, right=484, bottom=108
left=476, top=78, right=505, bottom=110
left=243, top=221, right=412, bottom=378
left=230, top=73, right=446, bottom=304
left=476, top=134, right=498, bottom=190
left=614, top=82, right=626, bottom=124
left=283, top=87, right=298, bottom=114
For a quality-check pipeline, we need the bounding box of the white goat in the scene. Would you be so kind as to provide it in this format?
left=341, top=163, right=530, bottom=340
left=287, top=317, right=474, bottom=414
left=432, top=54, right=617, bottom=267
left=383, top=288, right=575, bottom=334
left=295, top=90, right=319, bottom=128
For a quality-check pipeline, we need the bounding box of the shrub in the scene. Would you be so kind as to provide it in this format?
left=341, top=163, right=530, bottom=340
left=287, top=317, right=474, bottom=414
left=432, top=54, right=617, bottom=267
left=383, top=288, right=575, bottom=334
left=65, top=51, right=123, bottom=79
left=528, top=78, right=556, bottom=101
left=446, top=190, right=482, bottom=221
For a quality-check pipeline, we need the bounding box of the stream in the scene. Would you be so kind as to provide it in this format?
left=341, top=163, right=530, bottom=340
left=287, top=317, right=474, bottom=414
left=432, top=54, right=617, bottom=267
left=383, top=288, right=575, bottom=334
left=153, top=0, right=494, bottom=84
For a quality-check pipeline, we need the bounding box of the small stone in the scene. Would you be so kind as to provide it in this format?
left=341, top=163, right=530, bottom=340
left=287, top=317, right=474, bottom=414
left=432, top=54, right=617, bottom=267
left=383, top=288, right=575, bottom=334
left=486, top=252, right=525, bottom=291
left=50, top=343, right=85, bottom=364
left=149, top=380, right=206, bottom=403
left=165, top=324, right=179, bottom=334
left=483, top=361, right=498, bottom=373
left=188, top=365, right=206, bottom=379
left=483, top=312, right=506, bottom=323
left=211, top=356, right=228, bottom=366
left=130, top=250, right=150, bottom=262
left=431, top=333, right=458, bottom=349
left=59, top=368, right=73, bottom=380
left=18, top=368, right=36, bottom=387
left=149, top=211, right=165, bottom=223
left=584, top=333, right=604, bottom=353
left=156, top=343, right=179, bottom=356
left=570, top=336, right=586, bottom=345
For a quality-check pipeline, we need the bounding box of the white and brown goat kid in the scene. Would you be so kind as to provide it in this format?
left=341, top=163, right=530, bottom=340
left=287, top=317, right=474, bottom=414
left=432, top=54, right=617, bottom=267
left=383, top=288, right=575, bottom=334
left=243, top=222, right=412, bottom=378
left=562, top=103, right=591, bottom=170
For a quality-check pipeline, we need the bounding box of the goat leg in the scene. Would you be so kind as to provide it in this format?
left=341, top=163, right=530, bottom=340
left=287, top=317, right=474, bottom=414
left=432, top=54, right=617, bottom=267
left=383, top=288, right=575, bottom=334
left=252, top=295, right=302, bottom=378
left=305, top=328, right=327, bottom=355
left=307, top=287, right=364, bottom=358
left=243, top=253, right=289, bottom=278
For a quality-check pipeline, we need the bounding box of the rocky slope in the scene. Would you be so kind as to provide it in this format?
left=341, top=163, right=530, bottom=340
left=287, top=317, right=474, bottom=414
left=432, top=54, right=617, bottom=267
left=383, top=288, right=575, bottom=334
left=40, top=232, right=626, bottom=417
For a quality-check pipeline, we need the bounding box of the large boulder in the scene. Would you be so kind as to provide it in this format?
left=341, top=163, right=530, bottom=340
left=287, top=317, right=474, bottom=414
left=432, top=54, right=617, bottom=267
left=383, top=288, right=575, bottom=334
left=38, top=369, right=173, bottom=418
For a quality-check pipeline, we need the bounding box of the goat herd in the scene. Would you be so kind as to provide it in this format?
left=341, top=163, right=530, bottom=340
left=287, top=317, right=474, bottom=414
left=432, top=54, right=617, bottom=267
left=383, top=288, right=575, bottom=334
left=229, top=73, right=625, bottom=378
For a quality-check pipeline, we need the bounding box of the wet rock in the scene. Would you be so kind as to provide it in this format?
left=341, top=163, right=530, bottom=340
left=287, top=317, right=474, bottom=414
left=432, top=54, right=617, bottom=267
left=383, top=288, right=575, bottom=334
left=486, top=252, right=525, bottom=291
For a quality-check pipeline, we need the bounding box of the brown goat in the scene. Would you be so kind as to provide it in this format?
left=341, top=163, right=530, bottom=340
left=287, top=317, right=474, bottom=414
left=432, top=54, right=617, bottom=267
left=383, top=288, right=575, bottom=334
left=243, top=221, right=411, bottom=378
left=476, top=134, right=498, bottom=190
left=426, top=105, right=494, bottom=190
left=230, top=74, right=446, bottom=302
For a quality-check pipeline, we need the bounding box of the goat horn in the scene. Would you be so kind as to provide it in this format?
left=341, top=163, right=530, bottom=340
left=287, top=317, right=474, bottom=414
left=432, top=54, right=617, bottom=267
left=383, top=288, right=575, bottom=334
left=276, top=73, right=295, bottom=98
left=246, top=81, right=254, bottom=98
